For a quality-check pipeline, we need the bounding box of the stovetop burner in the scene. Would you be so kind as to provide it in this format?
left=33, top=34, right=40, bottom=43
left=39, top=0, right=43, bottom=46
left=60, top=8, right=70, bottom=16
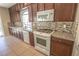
left=36, top=29, right=53, bottom=33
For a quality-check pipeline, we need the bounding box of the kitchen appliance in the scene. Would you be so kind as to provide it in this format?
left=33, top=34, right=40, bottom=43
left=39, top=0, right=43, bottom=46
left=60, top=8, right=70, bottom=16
left=23, top=30, right=29, bottom=44
left=37, top=9, right=54, bottom=21
left=33, top=29, right=54, bottom=55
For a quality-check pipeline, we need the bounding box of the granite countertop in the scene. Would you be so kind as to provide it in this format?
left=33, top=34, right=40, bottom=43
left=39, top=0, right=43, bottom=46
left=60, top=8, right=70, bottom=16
left=52, top=31, right=75, bottom=41
left=9, top=26, right=22, bottom=28
left=9, top=26, right=23, bottom=31
left=9, top=26, right=33, bottom=32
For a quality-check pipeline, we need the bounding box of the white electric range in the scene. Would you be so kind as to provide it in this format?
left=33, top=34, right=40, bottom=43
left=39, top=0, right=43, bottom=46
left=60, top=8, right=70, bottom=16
left=33, top=29, right=54, bottom=55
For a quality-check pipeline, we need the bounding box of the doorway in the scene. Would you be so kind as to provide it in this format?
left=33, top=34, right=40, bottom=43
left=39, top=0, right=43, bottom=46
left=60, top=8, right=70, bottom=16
left=0, top=16, right=4, bottom=37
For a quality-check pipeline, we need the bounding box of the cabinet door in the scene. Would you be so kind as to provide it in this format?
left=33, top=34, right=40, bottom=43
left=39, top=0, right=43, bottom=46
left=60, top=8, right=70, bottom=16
left=28, top=5, right=33, bottom=22
left=20, top=3, right=24, bottom=9
left=32, top=12, right=37, bottom=21
left=37, top=3, right=44, bottom=11
left=45, top=3, right=54, bottom=10
left=32, top=3, right=37, bottom=12
left=15, top=4, right=17, bottom=11
left=12, top=6, right=16, bottom=23
left=54, top=3, right=77, bottom=22
left=8, top=28, right=12, bottom=35
left=16, top=12, right=21, bottom=22
left=15, top=4, right=20, bottom=12
left=9, top=4, right=21, bottom=25
left=15, top=4, right=21, bottom=22
left=29, top=32, right=35, bottom=47
left=9, top=8, right=14, bottom=24
left=20, top=32, right=24, bottom=41
left=17, top=3, right=21, bottom=11
left=13, top=5, right=17, bottom=22
left=51, top=37, right=74, bottom=56
left=14, top=6, right=18, bottom=22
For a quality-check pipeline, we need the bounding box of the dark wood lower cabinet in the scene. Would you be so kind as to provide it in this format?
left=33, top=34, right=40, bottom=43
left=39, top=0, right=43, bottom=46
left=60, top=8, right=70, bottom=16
left=50, top=36, right=74, bottom=56
left=19, top=32, right=24, bottom=41
left=9, top=28, right=34, bottom=47
left=29, top=32, right=35, bottom=47
left=8, top=28, right=12, bottom=35
left=8, top=28, right=24, bottom=41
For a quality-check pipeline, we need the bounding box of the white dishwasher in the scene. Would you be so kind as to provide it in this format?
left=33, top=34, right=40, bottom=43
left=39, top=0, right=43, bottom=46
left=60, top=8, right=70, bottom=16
left=23, top=30, right=29, bottom=44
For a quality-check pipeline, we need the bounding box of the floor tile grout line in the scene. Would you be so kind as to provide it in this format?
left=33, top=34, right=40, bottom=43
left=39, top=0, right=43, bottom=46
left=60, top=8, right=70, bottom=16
left=0, top=36, right=44, bottom=56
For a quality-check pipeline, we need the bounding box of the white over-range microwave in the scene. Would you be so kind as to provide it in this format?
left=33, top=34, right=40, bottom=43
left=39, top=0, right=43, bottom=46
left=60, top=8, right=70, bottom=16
left=37, top=9, right=54, bottom=21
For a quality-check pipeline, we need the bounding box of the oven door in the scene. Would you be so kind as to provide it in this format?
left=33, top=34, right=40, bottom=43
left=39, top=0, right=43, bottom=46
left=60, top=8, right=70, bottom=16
left=34, top=34, right=50, bottom=51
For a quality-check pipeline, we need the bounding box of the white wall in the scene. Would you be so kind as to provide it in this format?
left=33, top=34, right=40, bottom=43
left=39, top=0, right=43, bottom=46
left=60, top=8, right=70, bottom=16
left=0, top=7, right=10, bottom=36
left=0, top=16, right=4, bottom=36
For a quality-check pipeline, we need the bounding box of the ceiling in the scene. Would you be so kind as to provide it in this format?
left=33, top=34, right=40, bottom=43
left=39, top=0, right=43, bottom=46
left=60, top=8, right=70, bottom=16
left=0, top=3, right=16, bottom=8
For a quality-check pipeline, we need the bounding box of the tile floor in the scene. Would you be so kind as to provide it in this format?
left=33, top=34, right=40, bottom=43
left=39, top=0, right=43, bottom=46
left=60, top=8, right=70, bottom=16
left=0, top=36, right=44, bottom=56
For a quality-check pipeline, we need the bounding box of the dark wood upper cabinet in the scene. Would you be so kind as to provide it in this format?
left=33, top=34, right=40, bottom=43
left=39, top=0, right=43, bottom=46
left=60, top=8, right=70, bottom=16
left=24, top=3, right=31, bottom=7
left=17, top=3, right=21, bottom=11
left=9, top=4, right=21, bottom=24
left=9, top=7, right=14, bottom=25
left=54, top=3, right=77, bottom=22
left=27, top=4, right=33, bottom=22
left=50, top=36, right=74, bottom=56
left=9, top=3, right=77, bottom=25
left=16, top=3, right=24, bottom=10
left=14, top=4, right=20, bottom=22
left=15, top=4, right=17, bottom=11
left=37, top=3, right=44, bottom=11
left=10, top=6, right=16, bottom=23
left=20, top=3, right=24, bottom=9
left=29, top=32, right=35, bottom=47
left=32, top=3, right=38, bottom=12
left=32, top=12, right=37, bottom=21
left=45, top=3, right=54, bottom=10
left=16, top=12, right=20, bottom=22
left=31, top=3, right=37, bottom=22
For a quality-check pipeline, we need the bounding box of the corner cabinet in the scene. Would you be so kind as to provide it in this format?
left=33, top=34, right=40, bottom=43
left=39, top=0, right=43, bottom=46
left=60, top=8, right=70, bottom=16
left=54, top=3, right=77, bottom=22
left=50, top=36, right=74, bottom=56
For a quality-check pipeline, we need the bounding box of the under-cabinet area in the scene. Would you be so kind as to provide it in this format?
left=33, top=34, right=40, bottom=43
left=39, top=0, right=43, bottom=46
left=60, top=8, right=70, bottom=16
left=5, top=3, right=79, bottom=56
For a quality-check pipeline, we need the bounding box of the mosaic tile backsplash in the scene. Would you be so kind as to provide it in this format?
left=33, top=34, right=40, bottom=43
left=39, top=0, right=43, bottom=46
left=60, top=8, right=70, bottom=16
left=55, top=22, right=73, bottom=33
left=36, top=21, right=55, bottom=30
left=32, top=21, right=73, bottom=33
